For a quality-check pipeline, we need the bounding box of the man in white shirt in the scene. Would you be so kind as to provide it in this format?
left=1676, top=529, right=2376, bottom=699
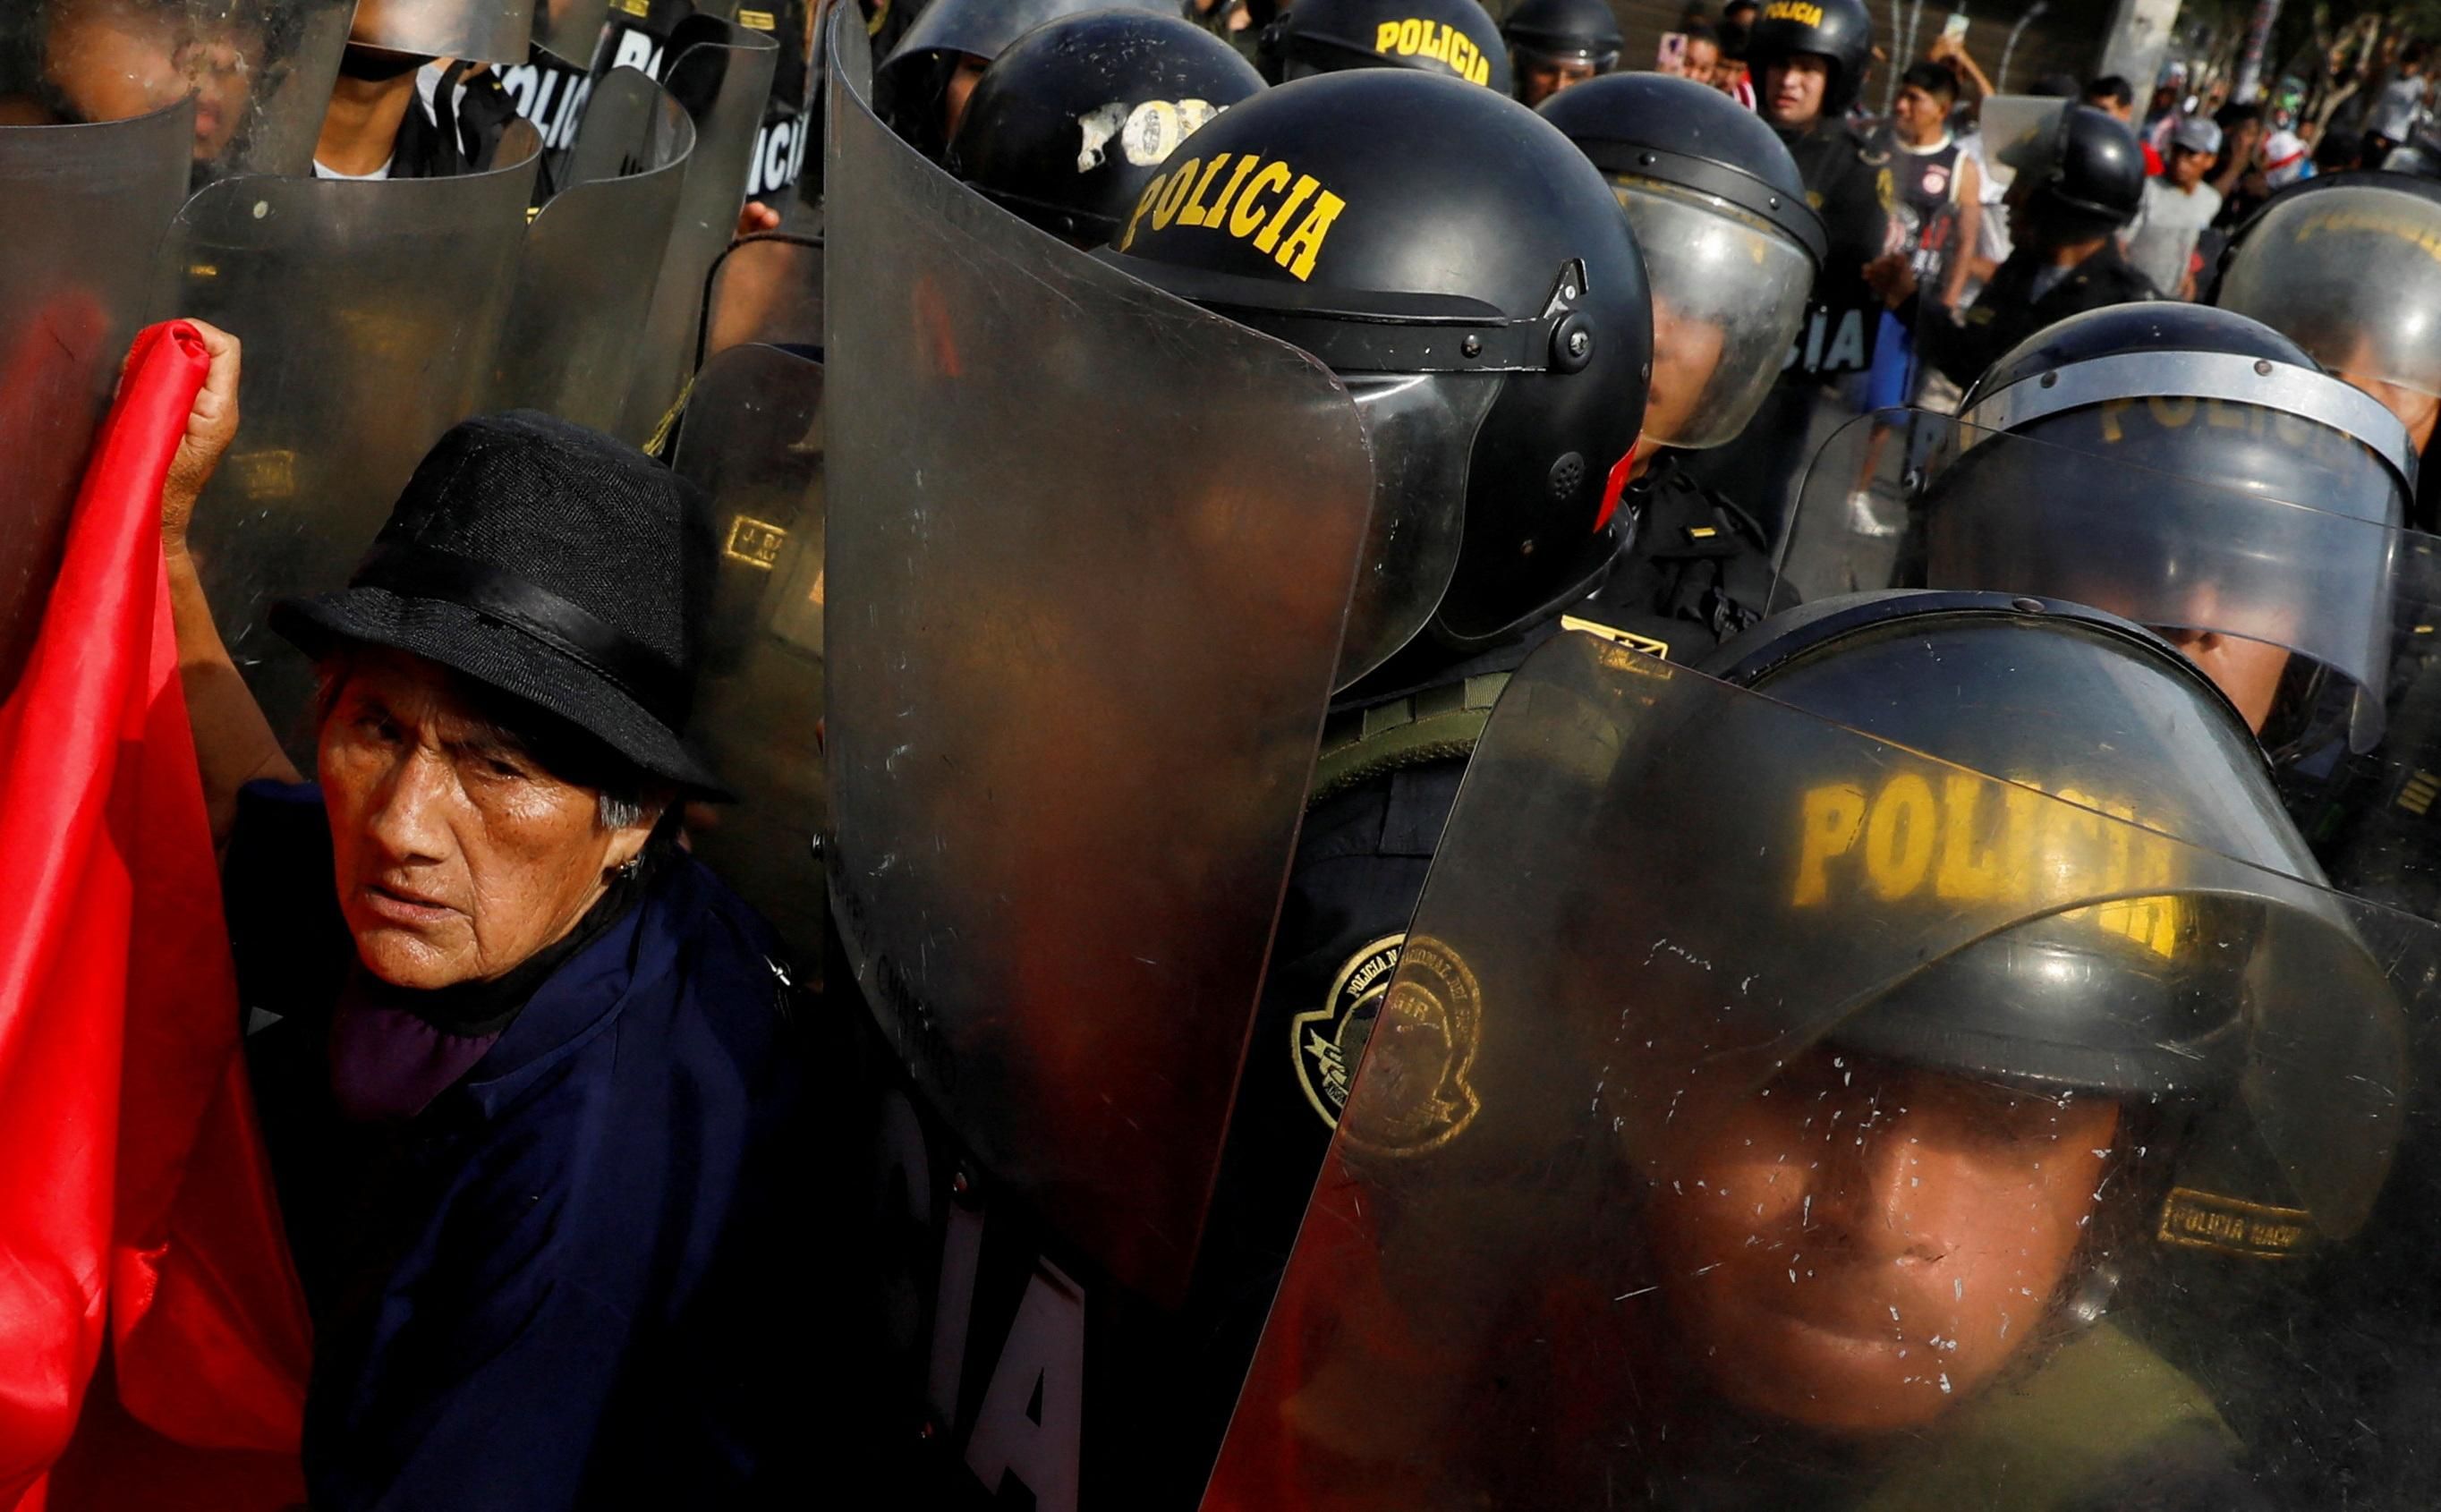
left=2366, top=46, right=2429, bottom=162
left=2124, top=115, right=2224, bottom=297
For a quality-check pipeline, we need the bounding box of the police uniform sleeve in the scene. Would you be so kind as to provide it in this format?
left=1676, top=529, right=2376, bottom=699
left=1822, top=141, right=1897, bottom=290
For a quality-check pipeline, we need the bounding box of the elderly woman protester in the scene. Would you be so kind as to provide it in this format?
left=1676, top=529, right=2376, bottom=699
left=160, top=323, right=809, bottom=1508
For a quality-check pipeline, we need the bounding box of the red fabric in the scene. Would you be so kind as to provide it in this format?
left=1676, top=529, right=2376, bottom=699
left=0, top=322, right=309, bottom=1512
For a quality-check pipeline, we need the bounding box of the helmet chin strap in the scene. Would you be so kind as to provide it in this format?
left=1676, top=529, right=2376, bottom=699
left=1594, top=440, right=1638, bottom=531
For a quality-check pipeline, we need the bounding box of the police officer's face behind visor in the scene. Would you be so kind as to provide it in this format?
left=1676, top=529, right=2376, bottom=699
left=1646, top=1045, right=2118, bottom=1432
left=1642, top=298, right=1730, bottom=463
left=35, top=0, right=259, bottom=162
left=318, top=649, right=659, bottom=990
left=1519, top=53, right=1598, bottom=108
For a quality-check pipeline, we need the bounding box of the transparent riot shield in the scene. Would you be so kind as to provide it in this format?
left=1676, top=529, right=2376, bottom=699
left=1975, top=95, right=2070, bottom=190
left=825, top=4, right=1376, bottom=1305
left=177, top=128, right=544, bottom=743
left=0, top=0, right=353, bottom=183
left=669, top=342, right=828, bottom=956
left=0, top=104, right=191, bottom=700
left=616, top=16, right=778, bottom=443
left=349, top=0, right=535, bottom=66
left=702, top=233, right=822, bottom=359
left=533, top=0, right=611, bottom=67
left=1776, top=408, right=2406, bottom=757
left=490, top=67, right=693, bottom=427
left=1202, top=627, right=2440, bottom=1510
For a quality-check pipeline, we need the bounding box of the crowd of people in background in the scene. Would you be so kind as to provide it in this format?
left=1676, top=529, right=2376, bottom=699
left=1634, top=8, right=2434, bottom=304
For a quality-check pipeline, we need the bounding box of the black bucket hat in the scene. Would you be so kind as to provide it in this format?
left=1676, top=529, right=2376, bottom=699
left=270, top=410, right=729, bottom=797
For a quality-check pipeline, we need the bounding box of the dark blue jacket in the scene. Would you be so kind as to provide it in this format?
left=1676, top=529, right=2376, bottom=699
left=229, top=785, right=811, bottom=1509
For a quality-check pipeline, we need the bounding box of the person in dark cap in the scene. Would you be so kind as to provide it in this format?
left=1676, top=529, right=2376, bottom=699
left=157, top=322, right=809, bottom=1509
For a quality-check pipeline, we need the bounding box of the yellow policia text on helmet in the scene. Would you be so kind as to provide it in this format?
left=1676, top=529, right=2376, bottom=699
left=1118, top=153, right=1350, bottom=281
left=2288, top=204, right=2441, bottom=265
left=1371, top=18, right=1493, bottom=83
left=1761, top=0, right=1827, bottom=26
left=1793, top=772, right=2191, bottom=959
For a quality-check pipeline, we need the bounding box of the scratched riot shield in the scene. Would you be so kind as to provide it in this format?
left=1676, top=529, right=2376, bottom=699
left=177, top=127, right=544, bottom=743
left=491, top=67, right=693, bottom=426
left=533, top=0, right=611, bottom=66
left=670, top=342, right=828, bottom=956
left=1203, top=614, right=2441, bottom=1510
left=826, top=5, right=1375, bottom=1304
left=616, top=14, right=778, bottom=443
left=1776, top=408, right=2413, bottom=760
left=702, top=233, right=821, bottom=357
left=0, top=104, right=190, bottom=699
left=0, top=0, right=353, bottom=182
left=349, top=0, right=534, bottom=65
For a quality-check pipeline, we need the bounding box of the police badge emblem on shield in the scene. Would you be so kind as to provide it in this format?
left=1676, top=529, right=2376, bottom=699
left=1292, top=935, right=1404, bottom=1129
left=1297, top=934, right=1486, bottom=1155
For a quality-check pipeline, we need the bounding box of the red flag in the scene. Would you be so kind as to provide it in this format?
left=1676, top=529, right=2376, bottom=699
left=0, top=322, right=310, bottom=1511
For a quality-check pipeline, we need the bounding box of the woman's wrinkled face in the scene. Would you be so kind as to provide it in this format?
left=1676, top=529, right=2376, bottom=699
left=1646, top=1047, right=2119, bottom=1434
left=319, top=649, right=653, bottom=990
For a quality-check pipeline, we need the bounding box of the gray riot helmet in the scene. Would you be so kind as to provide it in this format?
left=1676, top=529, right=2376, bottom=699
left=873, top=0, right=1177, bottom=160
left=1935, top=303, right=2417, bottom=756
left=2216, top=172, right=2441, bottom=430
left=1538, top=72, right=1824, bottom=449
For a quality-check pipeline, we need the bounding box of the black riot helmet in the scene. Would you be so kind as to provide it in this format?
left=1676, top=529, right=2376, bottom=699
left=872, top=0, right=1177, bottom=159
left=1103, top=70, right=1653, bottom=681
left=1500, top=0, right=1621, bottom=102
left=2002, top=102, right=2147, bottom=241
left=1255, top=0, right=1510, bottom=94
left=1539, top=72, right=1823, bottom=449
left=1742, top=0, right=1872, bottom=119
left=1930, top=303, right=2417, bottom=757
left=2215, top=170, right=2441, bottom=439
left=1701, top=590, right=2335, bottom=1100
left=948, top=12, right=1264, bottom=248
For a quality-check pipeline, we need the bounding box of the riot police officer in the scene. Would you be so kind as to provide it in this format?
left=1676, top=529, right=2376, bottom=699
left=1255, top=0, right=1510, bottom=91
left=1748, top=0, right=1887, bottom=354
left=1538, top=72, right=1825, bottom=650
left=948, top=11, right=1263, bottom=248
left=2214, top=167, right=2441, bottom=515
left=824, top=25, right=1637, bottom=1502
left=311, top=0, right=532, bottom=179
left=3, top=0, right=346, bottom=180
left=1869, top=103, right=2155, bottom=387
left=873, top=0, right=1175, bottom=160
left=1690, top=0, right=1890, bottom=537
left=2210, top=173, right=2441, bottom=911
left=1500, top=0, right=1620, bottom=107
left=1104, top=60, right=1654, bottom=1482
left=1918, top=303, right=2415, bottom=759
left=1198, top=590, right=2420, bottom=1508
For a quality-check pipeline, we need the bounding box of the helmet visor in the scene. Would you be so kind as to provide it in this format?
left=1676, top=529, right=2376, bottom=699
left=1775, top=411, right=2405, bottom=753
left=1334, top=371, right=1503, bottom=687
left=1976, top=94, right=2068, bottom=190
left=2219, top=183, right=2441, bottom=403
left=1512, top=41, right=1621, bottom=72
left=1613, top=176, right=1816, bottom=448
